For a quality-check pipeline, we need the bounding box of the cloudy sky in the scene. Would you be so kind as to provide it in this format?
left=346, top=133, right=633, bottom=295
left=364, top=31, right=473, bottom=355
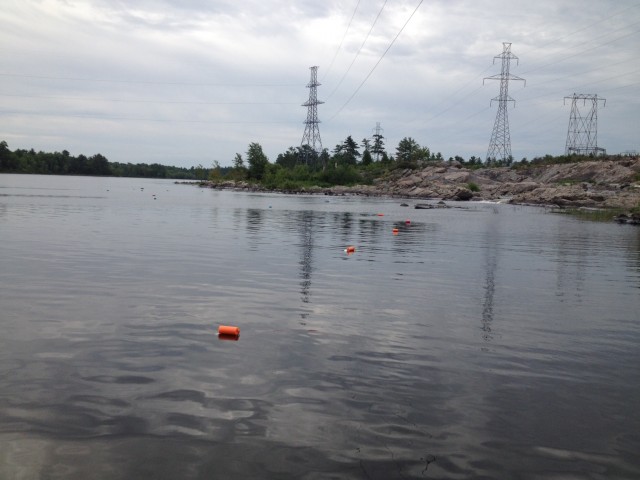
left=1, top=0, right=639, bottom=167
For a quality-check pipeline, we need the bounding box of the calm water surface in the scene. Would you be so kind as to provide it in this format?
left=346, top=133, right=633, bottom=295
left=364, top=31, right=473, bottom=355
left=1, top=174, right=639, bottom=479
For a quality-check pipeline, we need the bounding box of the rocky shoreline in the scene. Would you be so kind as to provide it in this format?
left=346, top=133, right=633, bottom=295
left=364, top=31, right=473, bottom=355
left=195, top=156, right=640, bottom=221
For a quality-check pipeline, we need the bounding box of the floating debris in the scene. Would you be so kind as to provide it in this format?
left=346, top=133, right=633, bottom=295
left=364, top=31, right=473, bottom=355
left=218, top=325, right=240, bottom=339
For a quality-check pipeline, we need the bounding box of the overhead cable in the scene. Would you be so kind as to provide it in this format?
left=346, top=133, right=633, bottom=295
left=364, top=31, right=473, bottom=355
left=329, top=0, right=424, bottom=120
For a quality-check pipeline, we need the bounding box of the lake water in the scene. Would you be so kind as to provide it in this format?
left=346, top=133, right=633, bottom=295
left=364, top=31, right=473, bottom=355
left=1, top=174, right=639, bottom=479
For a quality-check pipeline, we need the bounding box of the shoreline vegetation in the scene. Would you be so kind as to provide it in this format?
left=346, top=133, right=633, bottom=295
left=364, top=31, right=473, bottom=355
left=2, top=139, right=638, bottom=224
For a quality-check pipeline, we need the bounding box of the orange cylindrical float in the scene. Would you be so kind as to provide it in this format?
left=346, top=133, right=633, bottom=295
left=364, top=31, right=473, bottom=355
left=218, top=325, right=240, bottom=337
left=345, top=245, right=356, bottom=253
left=377, top=213, right=385, bottom=217
left=392, top=228, right=399, bottom=234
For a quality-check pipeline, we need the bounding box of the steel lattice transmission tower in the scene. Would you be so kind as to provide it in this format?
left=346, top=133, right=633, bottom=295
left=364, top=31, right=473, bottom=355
left=564, top=94, right=606, bottom=156
left=484, top=43, right=525, bottom=161
left=301, top=66, right=324, bottom=160
left=372, top=122, right=384, bottom=162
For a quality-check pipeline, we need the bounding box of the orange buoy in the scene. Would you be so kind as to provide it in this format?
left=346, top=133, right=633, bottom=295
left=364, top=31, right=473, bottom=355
left=377, top=213, right=385, bottom=217
left=345, top=245, right=356, bottom=253
left=392, top=228, right=399, bottom=234
left=218, top=325, right=240, bottom=337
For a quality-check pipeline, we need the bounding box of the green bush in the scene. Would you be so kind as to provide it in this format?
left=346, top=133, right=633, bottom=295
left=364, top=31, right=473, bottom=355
left=318, top=165, right=362, bottom=185
left=467, top=182, right=480, bottom=192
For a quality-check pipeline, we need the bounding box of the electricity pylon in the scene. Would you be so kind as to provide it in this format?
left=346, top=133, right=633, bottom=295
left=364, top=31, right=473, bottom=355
left=372, top=122, right=384, bottom=162
left=564, top=94, right=606, bottom=156
left=301, top=66, right=324, bottom=162
left=484, top=42, right=525, bottom=162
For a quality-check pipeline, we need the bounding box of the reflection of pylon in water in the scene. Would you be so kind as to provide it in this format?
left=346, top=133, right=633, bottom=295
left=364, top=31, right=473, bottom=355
left=564, top=94, right=606, bottom=156
left=484, top=42, right=525, bottom=161
left=300, top=66, right=324, bottom=161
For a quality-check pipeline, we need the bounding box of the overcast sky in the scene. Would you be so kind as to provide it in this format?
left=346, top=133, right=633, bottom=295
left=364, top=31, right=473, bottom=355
left=1, top=0, right=639, bottom=168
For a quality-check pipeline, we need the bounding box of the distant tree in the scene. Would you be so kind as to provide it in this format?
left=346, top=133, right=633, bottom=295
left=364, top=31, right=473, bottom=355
left=0, top=140, right=11, bottom=170
left=209, top=160, right=222, bottom=182
left=361, top=149, right=372, bottom=166
left=70, top=154, right=88, bottom=174
left=298, top=144, right=319, bottom=169
left=341, top=136, right=360, bottom=165
left=194, top=164, right=208, bottom=180
left=227, top=153, right=247, bottom=180
left=395, top=137, right=419, bottom=167
left=233, top=153, right=244, bottom=169
left=361, top=138, right=371, bottom=152
left=372, top=132, right=385, bottom=162
left=276, top=147, right=297, bottom=169
left=247, top=142, right=269, bottom=180
left=89, top=153, right=110, bottom=175
left=319, top=148, right=330, bottom=171
left=417, top=146, right=431, bottom=163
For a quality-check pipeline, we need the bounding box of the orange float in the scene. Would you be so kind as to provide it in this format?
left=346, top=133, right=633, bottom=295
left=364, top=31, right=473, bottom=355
left=392, top=228, right=399, bottom=234
left=377, top=213, right=385, bottom=216
left=218, top=325, right=240, bottom=337
left=345, top=245, right=356, bottom=253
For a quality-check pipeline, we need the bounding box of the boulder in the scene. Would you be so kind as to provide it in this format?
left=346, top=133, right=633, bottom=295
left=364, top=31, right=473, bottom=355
left=454, top=188, right=474, bottom=201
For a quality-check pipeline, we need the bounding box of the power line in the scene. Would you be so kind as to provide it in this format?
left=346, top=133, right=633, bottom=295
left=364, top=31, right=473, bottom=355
left=422, top=64, right=493, bottom=122
left=422, top=6, right=639, bottom=134
left=519, top=3, right=640, bottom=59
left=0, top=110, right=300, bottom=125
left=516, top=57, right=632, bottom=95
left=322, top=0, right=362, bottom=81
left=0, top=72, right=300, bottom=87
left=517, top=67, right=640, bottom=103
left=0, top=93, right=298, bottom=105
left=519, top=22, right=640, bottom=76
left=325, top=0, right=388, bottom=100
left=329, top=0, right=424, bottom=120
left=423, top=84, right=486, bottom=126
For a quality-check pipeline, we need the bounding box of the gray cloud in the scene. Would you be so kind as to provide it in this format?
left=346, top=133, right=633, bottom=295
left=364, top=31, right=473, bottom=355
left=1, top=0, right=638, bottom=167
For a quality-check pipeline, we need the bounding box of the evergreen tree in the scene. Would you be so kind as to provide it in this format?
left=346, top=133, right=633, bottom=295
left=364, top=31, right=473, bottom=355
left=341, top=136, right=360, bottom=165
left=372, top=132, right=385, bottom=162
left=275, top=148, right=297, bottom=169
left=361, top=149, right=372, bottom=166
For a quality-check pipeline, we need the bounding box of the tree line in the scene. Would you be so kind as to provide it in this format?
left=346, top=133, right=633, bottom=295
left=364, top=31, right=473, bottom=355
left=1, top=137, right=618, bottom=187
left=211, top=135, right=453, bottom=190
left=0, top=140, right=207, bottom=179
left=209, top=134, right=583, bottom=190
